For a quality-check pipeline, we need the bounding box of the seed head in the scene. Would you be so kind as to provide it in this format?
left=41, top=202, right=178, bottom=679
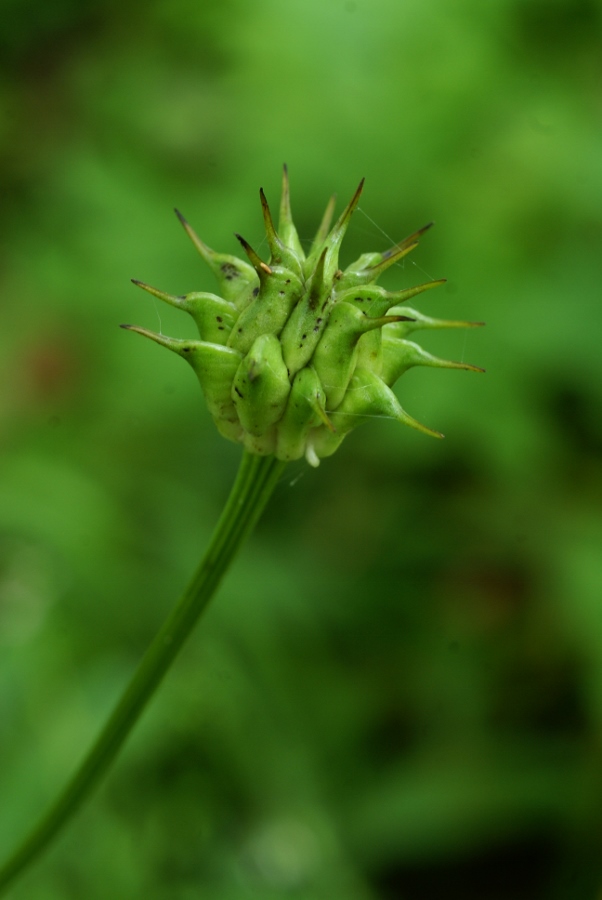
left=126, top=168, right=483, bottom=466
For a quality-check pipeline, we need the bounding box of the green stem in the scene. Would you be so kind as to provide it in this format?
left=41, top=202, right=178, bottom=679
left=0, top=450, right=287, bottom=895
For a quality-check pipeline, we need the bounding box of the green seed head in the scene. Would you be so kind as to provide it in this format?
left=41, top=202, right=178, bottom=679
left=125, top=168, right=483, bottom=466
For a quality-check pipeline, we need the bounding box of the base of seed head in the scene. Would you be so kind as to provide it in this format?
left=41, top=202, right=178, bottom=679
left=126, top=168, right=483, bottom=465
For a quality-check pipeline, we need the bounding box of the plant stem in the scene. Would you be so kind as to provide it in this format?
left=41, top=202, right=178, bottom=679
left=0, top=450, right=287, bottom=895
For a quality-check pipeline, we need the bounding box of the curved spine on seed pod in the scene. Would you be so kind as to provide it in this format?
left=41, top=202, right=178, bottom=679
left=337, top=278, right=447, bottom=318
left=307, top=366, right=444, bottom=463
left=131, top=280, right=238, bottom=343
left=174, top=208, right=258, bottom=309
left=382, top=336, right=485, bottom=386
left=334, top=222, right=433, bottom=292
left=260, top=187, right=303, bottom=279
left=125, top=169, right=483, bottom=465
left=121, top=325, right=244, bottom=441
left=383, top=306, right=485, bottom=339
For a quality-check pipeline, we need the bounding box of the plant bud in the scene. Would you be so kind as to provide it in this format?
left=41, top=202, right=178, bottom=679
left=126, top=171, right=482, bottom=465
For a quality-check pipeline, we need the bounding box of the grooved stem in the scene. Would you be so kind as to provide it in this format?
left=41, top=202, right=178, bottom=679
left=0, top=451, right=287, bottom=895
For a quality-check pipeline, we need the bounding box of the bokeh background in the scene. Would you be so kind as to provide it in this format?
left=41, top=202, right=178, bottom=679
left=1, top=0, right=602, bottom=897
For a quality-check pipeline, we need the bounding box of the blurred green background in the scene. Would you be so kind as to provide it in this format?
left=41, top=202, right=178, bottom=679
left=1, top=0, right=601, bottom=897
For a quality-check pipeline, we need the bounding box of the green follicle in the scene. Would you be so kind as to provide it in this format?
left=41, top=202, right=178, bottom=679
left=355, top=313, right=418, bottom=376
left=121, top=325, right=242, bottom=426
left=311, top=302, right=406, bottom=409
left=232, top=334, right=291, bottom=436
left=131, top=280, right=238, bottom=344
left=355, top=330, right=383, bottom=375
left=384, top=306, right=486, bottom=340
left=278, top=165, right=305, bottom=259
left=309, top=366, right=444, bottom=460
left=280, top=248, right=331, bottom=377
left=227, top=261, right=304, bottom=356
left=276, top=366, right=333, bottom=463
left=174, top=209, right=258, bottom=306
left=382, top=335, right=486, bottom=385
left=304, top=247, right=328, bottom=312
left=181, top=294, right=238, bottom=344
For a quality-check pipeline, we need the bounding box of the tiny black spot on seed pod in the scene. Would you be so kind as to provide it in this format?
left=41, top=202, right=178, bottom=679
left=285, top=279, right=291, bottom=284
left=316, top=318, right=322, bottom=325
left=355, top=296, right=363, bottom=302
left=218, top=326, right=225, bottom=331
left=182, top=347, right=191, bottom=352
left=216, top=316, right=223, bottom=322
left=302, top=334, right=307, bottom=340
left=321, top=300, right=329, bottom=311
left=279, top=291, right=285, bottom=296
left=234, top=387, right=244, bottom=398
left=221, top=263, right=239, bottom=280
left=253, top=287, right=259, bottom=297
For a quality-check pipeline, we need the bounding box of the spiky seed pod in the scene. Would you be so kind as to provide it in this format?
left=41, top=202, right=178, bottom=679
left=126, top=168, right=483, bottom=467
